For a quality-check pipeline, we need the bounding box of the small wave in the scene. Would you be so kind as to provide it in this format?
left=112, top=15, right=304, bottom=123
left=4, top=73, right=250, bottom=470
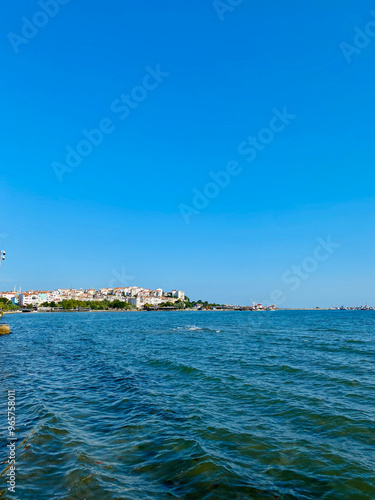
left=147, top=358, right=204, bottom=377
left=174, top=325, right=221, bottom=333
left=279, top=365, right=301, bottom=374
left=174, top=326, right=202, bottom=331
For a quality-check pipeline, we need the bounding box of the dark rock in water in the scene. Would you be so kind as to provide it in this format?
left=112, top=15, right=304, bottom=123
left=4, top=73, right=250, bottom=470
left=0, top=324, right=11, bottom=334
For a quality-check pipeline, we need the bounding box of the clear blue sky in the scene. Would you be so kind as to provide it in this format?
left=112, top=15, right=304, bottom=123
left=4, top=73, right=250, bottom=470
left=1, top=0, right=374, bottom=306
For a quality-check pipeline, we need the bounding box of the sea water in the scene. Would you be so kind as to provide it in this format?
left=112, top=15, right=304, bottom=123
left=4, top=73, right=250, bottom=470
left=1, top=311, right=374, bottom=499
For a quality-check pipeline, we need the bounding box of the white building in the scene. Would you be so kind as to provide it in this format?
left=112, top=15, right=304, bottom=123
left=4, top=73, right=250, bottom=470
left=19, top=293, right=38, bottom=307
left=128, top=297, right=142, bottom=308
left=173, top=290, right=185, bottom=300
left=0, top=292, right=16, bottom=302
left=128, top=296, right=163, bottom=308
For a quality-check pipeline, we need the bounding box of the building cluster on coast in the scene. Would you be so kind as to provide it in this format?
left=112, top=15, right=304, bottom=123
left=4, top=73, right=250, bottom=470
left=0, top=287, right=279, bottom=311
left=0, top=287, right=185, bottom=309
left=2, top=287, right=372, bottom=312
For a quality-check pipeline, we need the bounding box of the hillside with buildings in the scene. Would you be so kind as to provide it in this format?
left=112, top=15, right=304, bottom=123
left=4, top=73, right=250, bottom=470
left=0, top=287, right=185, bottom=309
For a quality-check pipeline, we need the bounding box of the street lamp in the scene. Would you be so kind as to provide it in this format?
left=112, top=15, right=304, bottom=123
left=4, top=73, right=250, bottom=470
left=0, top=249, right=11, bottom=334
left=0, top=250, right=5, bottom=269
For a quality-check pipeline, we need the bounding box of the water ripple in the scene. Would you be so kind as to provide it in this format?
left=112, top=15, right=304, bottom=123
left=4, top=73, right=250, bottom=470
left=1, top=310, right=374, bottom=499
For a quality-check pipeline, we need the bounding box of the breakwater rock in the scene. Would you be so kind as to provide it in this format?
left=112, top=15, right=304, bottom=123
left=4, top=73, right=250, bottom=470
left=0, top=324, right=11, bottom=334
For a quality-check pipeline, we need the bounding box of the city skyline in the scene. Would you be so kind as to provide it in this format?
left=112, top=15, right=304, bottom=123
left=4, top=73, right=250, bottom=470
left=0, top=279, right=373, bottom=309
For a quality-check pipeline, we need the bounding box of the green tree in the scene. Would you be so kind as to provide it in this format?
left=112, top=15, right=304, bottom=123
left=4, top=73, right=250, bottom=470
left=159, top=301, right=175, bottom=308
left=174, top=300, right=185, bottom=309
left=0, top=298, right=18, bottom=311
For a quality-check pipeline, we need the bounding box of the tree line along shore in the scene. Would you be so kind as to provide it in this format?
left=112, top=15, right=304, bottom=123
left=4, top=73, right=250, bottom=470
left=0, top=297, right=226, bottom=312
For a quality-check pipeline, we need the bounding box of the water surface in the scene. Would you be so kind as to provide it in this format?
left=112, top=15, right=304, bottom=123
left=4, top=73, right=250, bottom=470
left=1, top=311, right=374, bottom=499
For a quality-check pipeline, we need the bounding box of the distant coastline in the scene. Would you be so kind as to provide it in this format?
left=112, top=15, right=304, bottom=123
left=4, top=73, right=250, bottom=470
left=3, top=307, right=373, bottom=315
left=2, top=287, right=372, bottom=313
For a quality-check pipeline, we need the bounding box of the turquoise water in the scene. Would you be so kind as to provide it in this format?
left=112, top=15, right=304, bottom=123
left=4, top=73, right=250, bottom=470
left=1, top=311, right=374, bottom=499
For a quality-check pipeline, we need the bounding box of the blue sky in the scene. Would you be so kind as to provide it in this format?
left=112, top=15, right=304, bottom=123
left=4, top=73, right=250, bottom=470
left=1, top=0, right=374, bottom=306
